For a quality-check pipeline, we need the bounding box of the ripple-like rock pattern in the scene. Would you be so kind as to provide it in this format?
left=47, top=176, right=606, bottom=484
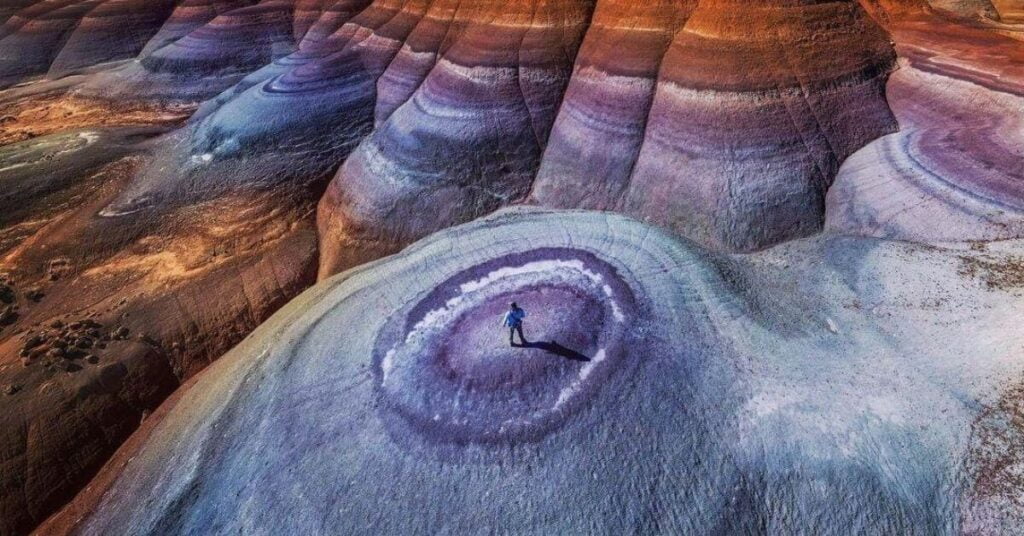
left=77, top=0, right=300, bottom=101
left=139, top=0, right=255, bottom=57
left=94, top=0, right=403, bottom=217
left=526, top=0, right=694, bottom=212
left=42, top=208, right=1024, bottom=534
left=3, top=0, right=900, bottom=263
left=826, top=12, right=1024, bottom=242
left=140, top=0, right=295, bottom=77
left=376, top=247, right=636, bottom=444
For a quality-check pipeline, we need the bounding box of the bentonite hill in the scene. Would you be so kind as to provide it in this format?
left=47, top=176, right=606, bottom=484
left=0, top=0, right=1022, bottom=534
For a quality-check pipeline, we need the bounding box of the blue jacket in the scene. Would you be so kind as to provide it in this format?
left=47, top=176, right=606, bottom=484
left=502, top=308, right=526, bottom=327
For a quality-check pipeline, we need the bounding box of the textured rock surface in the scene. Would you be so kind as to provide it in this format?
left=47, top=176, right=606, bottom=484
left=826, top=8, right=1024, bottom=242
left=530, top=0, right=897, bottom=253
left=929, top=0, right=1001, bottom=18
left=0, top=1, right=1022, bottom=534
left=0, top=121, right=320, bottom=535
left=317, top=0, right=900, bottom=274
left=46, top=0, right=178, bottom=79
left=39, top=208, right=1024, bottom=534
left=316, top=0, right=595, bottom=274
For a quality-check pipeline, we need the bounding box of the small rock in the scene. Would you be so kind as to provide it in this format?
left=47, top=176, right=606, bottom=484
left=0, top=284, right=14, bottom=304
left=114, top=326, right=130, bottom=338
left=0, top=305, right=16, bottom=325
left=69, top=321, right=82, bottom=330
left=24, top=334, right=44, bottom=349
left=85, top=354, right=98, bottom=364
left=25, top=287, right=44, bottom=302
left=76, top=337, right=93, bottom=349
left=47, top=347, right=65, bottom=358
left=52, top=339, right=67, bottom=349
left=50, top=319, right=64, bottom=329
left=3, top=384, right=19, bottom=395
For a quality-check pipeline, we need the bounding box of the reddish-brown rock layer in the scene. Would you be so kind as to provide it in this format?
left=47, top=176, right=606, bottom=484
left=4, top=0, right=1022, bottom=533
left=520, top=0, right=694, bottom=213
left=139, top=0, right=256, bottom=57
left=0, top=95, right=324, bottom=534
left=47, top=0, right=178, bottom=79
left=0, top=134, right=320, bottom=534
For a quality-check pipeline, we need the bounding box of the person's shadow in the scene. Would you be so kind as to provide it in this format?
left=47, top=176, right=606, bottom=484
left=513, top=340, right=590, bottom=362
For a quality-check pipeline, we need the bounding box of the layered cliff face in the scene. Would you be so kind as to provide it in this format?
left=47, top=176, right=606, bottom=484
left=1, top=0, right=1023, bottom=534
left=317, top=0, right=900, bottom=272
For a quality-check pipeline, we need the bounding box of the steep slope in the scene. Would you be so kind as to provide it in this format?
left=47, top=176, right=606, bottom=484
left=0, top=124, right=320, bottom=535
left=531, top=0, right=897, bottom=252
left=826, top=8, right=1024, bottom=242
left=316, top=0, right=596, bottom=274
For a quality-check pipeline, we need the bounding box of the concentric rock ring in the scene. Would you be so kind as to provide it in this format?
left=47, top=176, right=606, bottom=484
left=373, top=247, right=637, bottom=443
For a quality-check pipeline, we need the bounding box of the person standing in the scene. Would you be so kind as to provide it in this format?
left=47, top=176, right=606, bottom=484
left=501, top=302, right=527, bottom=346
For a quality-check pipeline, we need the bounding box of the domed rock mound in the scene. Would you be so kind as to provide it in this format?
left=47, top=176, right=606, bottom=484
left=39, top=208, right=1024, bottom=534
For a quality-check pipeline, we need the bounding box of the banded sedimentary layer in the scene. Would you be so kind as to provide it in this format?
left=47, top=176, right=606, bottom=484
left=530, top=0, right=898, bottom=252
left=316, top=0, right=595, bottom=273
left=826, top=7, right=1024, bottom=242
left=1, top=0, right=1023, bottom=534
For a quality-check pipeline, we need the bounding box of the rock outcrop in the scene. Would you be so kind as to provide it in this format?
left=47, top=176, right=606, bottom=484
left=1, top=1, right=1022, bottom=534
left=316, top=0, right=595, bottom=274
left=826, top=8, right=1024, bottom=242
left=46, top=0, right=178, bottom=79
left=0, top=123, right=320, bottom=535
left=530, top=0, right=898, bottom=253
left=39, top=208, right=1024, bottom=534
left=929, top=0, right=1001, bottom=19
